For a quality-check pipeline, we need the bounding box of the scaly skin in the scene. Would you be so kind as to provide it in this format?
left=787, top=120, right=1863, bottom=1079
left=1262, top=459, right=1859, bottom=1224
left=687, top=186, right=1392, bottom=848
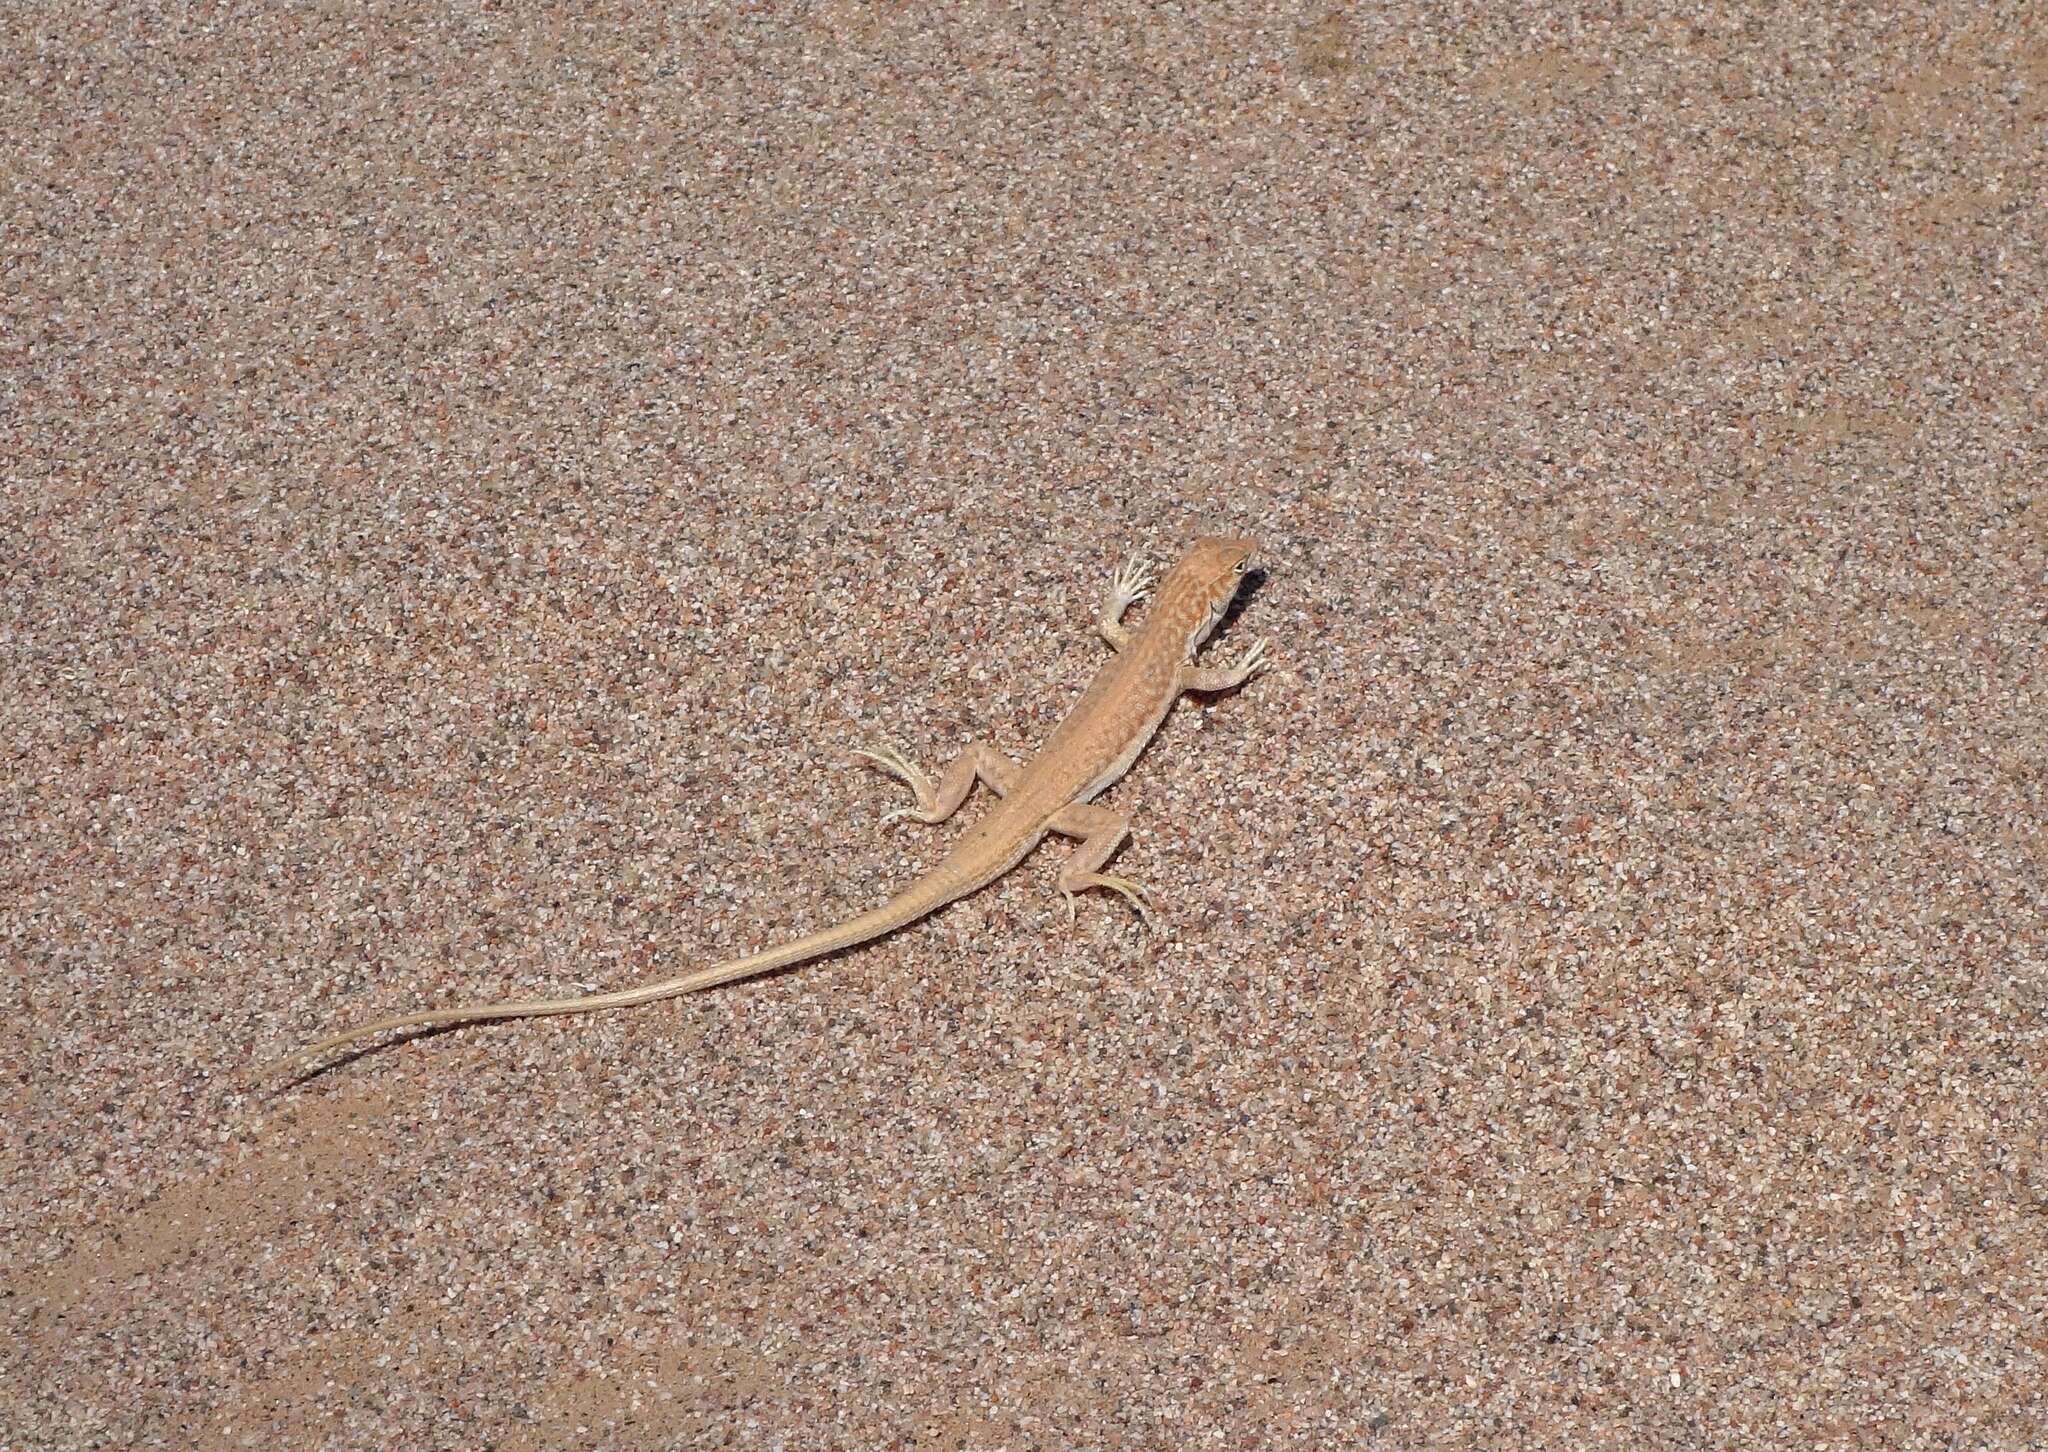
left=265, top=536, right=1266, bottom=1080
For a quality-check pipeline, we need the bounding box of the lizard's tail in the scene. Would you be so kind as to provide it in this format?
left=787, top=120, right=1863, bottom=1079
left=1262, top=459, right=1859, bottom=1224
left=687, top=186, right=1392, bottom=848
left=261, top=878, right=962, bottom=1082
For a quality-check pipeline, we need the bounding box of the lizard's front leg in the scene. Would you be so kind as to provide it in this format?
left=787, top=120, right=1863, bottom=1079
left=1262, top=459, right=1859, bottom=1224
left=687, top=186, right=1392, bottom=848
left=1047, top=802, right=1153, bottom=926
left=1097, top=553, right=1155, bottom=651
left=851, top=740, right=1019, bottom=826
left=1178, top=638, right=1269, bottom=693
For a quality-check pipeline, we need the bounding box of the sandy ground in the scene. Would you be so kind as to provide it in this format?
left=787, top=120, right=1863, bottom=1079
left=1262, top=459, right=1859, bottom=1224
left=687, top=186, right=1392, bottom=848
left=5, top=3, right=2044, bottom=1447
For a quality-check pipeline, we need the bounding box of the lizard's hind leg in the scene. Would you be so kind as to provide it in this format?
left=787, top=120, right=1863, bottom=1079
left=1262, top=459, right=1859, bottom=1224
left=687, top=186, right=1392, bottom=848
left=1048, top=802, right=1154, bottom=927
left=851, top=740, right=1019, bottom=826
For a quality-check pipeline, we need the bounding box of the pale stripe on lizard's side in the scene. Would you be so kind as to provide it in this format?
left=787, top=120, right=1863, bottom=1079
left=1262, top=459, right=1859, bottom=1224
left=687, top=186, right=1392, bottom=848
left=265, top=536, right=1267, bottom=1080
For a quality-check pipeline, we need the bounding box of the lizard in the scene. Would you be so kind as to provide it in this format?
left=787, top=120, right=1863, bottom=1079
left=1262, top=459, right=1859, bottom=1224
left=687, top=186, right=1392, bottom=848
left=264, top=535, right=1267, bottom=1079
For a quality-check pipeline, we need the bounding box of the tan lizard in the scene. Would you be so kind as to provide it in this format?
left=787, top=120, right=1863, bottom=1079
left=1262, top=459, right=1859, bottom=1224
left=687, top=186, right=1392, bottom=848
left=265, top=535, right=1266, bottom=1078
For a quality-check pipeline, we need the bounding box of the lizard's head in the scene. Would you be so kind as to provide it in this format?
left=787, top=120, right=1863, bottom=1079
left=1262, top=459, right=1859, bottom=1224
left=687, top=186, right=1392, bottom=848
left=1158, top=534, right=1258, bottom=655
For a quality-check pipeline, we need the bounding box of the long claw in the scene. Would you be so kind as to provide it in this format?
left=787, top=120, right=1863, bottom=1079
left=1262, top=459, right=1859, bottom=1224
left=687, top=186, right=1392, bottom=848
left=1097, top=875, right=1156, bottom=928
left=853, top=740, right=938, bottom=825
left=1060, top=874, right=1156, bottom=931
left=850, top=744, right=902, bottom=776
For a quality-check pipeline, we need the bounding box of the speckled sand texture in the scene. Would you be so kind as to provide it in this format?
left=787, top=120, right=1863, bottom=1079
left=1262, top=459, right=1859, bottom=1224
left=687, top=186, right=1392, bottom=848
left=5, top=3, right=2045, bottom=1447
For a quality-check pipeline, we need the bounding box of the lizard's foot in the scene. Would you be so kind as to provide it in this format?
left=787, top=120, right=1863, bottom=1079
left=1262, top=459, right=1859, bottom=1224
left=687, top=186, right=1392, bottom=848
left=1108, top=553, right=1156, bottom=612
left=1098, top=554, right=1158, bottom=650
left=1061, top=873, right=1157, bottom=930
left=1236, top=639, right=1271, bottom=682
left=849, top=741, right=941, bottom=826
left=1183, top=638, right=1271, bottom=692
